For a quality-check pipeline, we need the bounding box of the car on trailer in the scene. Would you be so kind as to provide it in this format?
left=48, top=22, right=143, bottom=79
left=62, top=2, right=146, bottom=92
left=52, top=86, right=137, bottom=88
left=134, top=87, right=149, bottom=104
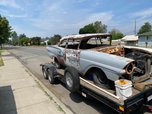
left=41, top=33, right=152, bottom=114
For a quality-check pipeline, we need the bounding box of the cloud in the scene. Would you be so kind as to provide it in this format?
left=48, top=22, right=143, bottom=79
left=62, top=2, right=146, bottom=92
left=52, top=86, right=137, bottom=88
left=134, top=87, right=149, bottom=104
left=0, top=8, right=26, bottom=18
left=0, top=0, right=21, bottom=9
left=87, top=12, right=113, bottom=24
left=131, top=8, right=152, bottom=19
left=63, top=12, right=113, bottom=30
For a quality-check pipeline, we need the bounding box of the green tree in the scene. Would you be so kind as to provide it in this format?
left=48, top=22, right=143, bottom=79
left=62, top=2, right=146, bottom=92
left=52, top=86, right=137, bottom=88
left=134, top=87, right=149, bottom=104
left=0, top=15, right=11, bottom=48
left=30, top=37, right=41, bottom=45
left=79, top=24, right=96, bottom=34
left=20, top=37, right=30, bottom=46
left=49, top=34, right=61, bottom=45
left=11, top=31, right=18, bottom=45
left=18, top=34, right=29, bottom=46
left=110, top=29, right=124, bottom=40
left=19, top=33, right=26, bottom=39
left=138, top=22, right=152, bottom=34
left=94, top=21, right=107, bottom=33
left=79, top=21, right=107, bottom=34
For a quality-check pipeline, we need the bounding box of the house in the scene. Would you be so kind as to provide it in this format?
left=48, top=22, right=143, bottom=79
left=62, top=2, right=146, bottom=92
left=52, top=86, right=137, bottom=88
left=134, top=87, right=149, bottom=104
left=138, top=31, right=152, bottom=47
left=121, top=35, right=138, bottom=46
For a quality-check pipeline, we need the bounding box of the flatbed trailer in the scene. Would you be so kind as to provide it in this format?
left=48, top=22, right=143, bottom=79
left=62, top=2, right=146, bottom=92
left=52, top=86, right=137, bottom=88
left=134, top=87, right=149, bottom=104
left=40, top=63, right=152, bottom=114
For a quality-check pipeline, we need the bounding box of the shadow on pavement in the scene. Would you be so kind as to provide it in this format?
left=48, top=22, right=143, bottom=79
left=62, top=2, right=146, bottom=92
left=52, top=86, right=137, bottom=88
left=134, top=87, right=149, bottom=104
left=0, top=86, right=17, bottom=114
left=69, top=92, right=118, bottom=114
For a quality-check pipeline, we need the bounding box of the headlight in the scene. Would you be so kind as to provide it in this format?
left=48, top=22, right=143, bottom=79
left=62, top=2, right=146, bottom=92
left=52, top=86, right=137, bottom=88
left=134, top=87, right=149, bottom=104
left=125, top=62, right=135, bottom=75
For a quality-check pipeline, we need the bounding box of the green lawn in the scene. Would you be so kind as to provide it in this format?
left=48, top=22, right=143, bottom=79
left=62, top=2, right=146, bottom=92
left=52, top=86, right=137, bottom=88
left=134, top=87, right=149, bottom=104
left=0, top=50, right=4, bottom=66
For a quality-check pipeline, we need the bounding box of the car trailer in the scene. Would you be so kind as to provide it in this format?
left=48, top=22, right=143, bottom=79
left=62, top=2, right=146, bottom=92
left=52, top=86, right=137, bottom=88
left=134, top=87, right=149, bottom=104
left=40, top=63, right=152, bottom=114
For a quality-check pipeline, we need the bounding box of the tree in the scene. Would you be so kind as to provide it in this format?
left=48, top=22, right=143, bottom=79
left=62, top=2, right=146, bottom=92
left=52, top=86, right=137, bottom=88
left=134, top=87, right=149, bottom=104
left=110, top=29, right=124, bottom=40
left=30, top=37, right=41, bottom=45
left=19, top=33, right=26, bottom=39
left=0, top=15, right=11, bottom=48
left=49, top=34, right=61, bottom=45
left=11, top=31, right=18, bottom=45
left=18, top=34, right=29, bottom=46
left=94, top=21, right=107, bottom=33
left=79, top=21, right=107, bottom=34
left=20, top=37, right=30, bottom=46
left=79, top=24, right=96, bottom=34
left=138, top=22, right=152, bottom=34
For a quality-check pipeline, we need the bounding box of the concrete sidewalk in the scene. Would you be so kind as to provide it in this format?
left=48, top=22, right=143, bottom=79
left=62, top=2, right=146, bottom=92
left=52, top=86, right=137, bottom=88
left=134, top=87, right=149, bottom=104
left=0, top=51, right=73, bottom=114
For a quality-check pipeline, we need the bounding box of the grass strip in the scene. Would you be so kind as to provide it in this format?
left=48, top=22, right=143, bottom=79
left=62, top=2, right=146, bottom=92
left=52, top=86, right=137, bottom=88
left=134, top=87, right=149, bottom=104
left=0, top=50, right=4, bottom=66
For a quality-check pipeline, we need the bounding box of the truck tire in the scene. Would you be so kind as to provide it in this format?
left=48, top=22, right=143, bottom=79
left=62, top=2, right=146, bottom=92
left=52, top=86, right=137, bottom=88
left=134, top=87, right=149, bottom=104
left=42, top=68, right=48, bottom=79
left=64, top=67, right=80, bottom=92
left=47, top=69, right=56, bottom=84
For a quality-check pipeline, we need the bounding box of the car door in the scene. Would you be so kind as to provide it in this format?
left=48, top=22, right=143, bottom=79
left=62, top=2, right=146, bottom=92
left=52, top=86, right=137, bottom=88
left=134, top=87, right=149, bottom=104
left=64, top=39, right=80, bottom=69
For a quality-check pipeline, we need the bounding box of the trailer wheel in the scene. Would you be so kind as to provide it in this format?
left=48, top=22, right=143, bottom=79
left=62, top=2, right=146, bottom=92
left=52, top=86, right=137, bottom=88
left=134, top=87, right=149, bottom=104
left=64, top=67, right=80, bottom=92
left=42, top=68, right=48, bottom=79
left=48, top=69, right=56, bottom=84
left=54, top=58, right=61, bottom=69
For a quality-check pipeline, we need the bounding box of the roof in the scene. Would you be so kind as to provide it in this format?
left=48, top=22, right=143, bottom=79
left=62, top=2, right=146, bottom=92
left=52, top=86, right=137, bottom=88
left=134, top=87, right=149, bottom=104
left=138, top=31, right=152, bottom=36
left=121, top=35, right=138, bottom=41
left=60, top=33, right=111, bottom=41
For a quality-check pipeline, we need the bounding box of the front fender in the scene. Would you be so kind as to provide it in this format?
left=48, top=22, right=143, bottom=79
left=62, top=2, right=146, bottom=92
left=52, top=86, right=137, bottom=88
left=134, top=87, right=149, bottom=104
left=81, top=63, right=125, bottom=81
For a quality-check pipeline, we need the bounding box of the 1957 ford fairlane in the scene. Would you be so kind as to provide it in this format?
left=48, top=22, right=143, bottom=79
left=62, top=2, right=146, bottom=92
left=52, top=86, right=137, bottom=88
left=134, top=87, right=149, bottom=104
left=47, top=33, right=152, bottom=88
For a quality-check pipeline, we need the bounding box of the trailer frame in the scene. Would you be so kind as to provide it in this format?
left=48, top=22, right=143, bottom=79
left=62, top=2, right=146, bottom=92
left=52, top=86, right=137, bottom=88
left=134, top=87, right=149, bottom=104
left=40, top=63, right=152, bottom=114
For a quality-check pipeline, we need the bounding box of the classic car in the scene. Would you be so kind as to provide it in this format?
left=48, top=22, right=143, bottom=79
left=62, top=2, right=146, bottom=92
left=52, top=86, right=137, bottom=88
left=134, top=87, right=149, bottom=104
left=46, top=33, right=152, bottom=88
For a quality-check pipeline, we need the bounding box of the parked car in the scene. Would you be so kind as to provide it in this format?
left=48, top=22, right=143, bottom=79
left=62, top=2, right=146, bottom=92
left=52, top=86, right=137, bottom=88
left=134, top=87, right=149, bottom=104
left=47, top=33, right=152, bottom=88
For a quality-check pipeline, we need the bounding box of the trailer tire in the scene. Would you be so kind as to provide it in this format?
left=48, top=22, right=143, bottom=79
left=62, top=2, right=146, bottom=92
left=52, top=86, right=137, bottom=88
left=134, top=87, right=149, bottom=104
left=54, top=58, right=61, bottom=69
left=48, top=69, right=56, bottom=84
left=64, top=67, right=80, bottom=92
left=42, top=68, right=48, bottom=79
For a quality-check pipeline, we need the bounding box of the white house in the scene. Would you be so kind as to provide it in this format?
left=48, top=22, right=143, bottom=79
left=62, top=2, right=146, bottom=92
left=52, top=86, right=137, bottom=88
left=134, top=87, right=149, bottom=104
left=121, top=35, right=138, bottom=46
left=138, top=31, right=152, bottom=47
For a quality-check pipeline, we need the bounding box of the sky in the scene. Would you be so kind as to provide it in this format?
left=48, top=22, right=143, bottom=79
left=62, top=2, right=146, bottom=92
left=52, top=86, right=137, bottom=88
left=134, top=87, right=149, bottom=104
left=0, top=0, right=152, bottom=37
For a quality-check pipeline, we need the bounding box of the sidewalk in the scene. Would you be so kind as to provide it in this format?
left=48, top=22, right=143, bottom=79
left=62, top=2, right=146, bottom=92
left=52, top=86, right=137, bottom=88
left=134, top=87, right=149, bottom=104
left=0, top=51, right=73, bottom=114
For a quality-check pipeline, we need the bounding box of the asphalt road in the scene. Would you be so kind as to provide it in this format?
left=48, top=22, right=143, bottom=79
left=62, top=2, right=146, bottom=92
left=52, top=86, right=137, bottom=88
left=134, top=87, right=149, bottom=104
left=8, top=46, right=119, bottom=114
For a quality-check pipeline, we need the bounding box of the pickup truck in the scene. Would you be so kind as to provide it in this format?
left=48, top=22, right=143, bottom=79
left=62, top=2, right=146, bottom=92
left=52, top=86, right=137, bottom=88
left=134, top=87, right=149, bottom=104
left=46, top=33, right=152, bottom=89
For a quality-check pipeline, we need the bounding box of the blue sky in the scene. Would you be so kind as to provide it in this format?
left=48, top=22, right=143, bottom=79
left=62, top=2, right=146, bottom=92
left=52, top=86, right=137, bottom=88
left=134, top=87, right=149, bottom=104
left=0, top=0, right=152, bottom=37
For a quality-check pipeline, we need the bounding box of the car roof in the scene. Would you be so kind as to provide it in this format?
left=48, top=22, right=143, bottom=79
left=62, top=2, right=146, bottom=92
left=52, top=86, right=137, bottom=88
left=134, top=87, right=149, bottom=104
left=60, top=33, right=111, bottom=42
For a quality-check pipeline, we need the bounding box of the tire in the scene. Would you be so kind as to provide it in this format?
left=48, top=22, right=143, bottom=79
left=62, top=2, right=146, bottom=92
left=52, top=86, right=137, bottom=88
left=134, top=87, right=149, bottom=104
left=64, top=67, right=80, bottom=92
left=92, top=70, right=108, bottom=86
left=42, top=68, right=48, bottom=79
left=47, top=69, right=56, bottom=84
left=54, top=58, right=61, bottom=69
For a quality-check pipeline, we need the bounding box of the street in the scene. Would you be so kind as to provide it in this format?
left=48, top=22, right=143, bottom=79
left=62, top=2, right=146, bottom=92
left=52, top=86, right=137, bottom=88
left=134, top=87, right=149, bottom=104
left=8, top=46, right=119, bottom=114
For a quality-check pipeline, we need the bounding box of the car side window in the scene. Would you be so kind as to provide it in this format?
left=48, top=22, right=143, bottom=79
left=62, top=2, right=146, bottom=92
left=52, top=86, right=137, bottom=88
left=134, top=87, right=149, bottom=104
left=59, top=40, right=67, bottom=48
left=67, top=39, right=80, bottom=49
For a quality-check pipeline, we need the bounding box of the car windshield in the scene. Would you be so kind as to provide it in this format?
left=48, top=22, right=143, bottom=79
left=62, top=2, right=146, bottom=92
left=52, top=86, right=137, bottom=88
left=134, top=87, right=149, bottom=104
left=79, top=36, right=111, bottom=49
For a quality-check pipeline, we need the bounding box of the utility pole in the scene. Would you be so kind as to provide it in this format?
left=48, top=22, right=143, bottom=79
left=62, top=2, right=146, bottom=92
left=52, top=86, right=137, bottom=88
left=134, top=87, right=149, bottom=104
left=134, top=19, right=136, bottom=35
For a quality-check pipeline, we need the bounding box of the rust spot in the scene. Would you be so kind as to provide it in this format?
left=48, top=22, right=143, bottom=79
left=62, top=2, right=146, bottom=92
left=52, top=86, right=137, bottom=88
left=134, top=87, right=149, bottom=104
left=117, top=79, right=129, bottom=85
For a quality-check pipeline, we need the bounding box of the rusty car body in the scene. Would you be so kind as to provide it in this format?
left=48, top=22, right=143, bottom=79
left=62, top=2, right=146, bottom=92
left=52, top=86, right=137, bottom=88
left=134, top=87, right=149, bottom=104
left=47, top=33, right=152, bottom=87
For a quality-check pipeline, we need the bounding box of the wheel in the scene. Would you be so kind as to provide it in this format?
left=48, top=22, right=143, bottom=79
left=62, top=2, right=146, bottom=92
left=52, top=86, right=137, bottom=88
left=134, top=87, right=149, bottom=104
left=47, top=69, right=56, bottom=84
left=92, top=70, right=109, bottom=88
left=64, top=67, right=80, bottom=92
left=54, top=58, right=61, bottom=69
left=92, top=70, right=108, bottom=84
left=42, top=68, right=48, bottom=79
